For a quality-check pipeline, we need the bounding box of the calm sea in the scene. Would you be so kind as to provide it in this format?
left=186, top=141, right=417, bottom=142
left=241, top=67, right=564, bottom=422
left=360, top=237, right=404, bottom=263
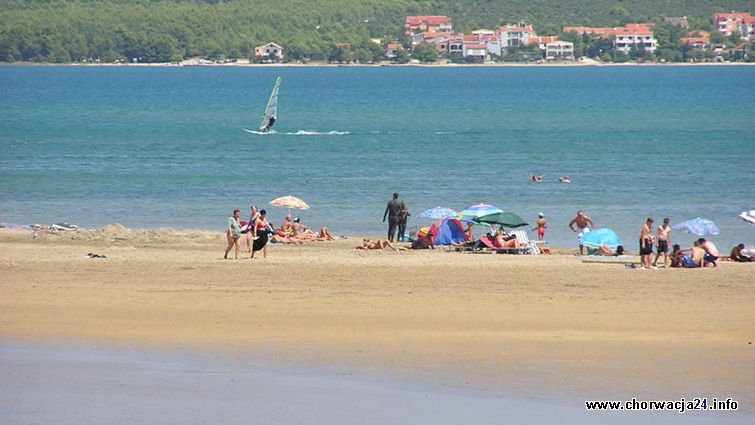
left=1, top=65, right=754, bottom=249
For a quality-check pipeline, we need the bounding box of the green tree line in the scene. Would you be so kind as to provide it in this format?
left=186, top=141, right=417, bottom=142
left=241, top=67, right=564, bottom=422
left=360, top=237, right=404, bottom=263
left=0, top=0, right=752, bottom=63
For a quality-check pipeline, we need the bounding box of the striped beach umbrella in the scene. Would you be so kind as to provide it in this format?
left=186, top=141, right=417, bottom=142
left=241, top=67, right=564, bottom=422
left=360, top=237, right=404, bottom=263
left=418, top=207, right=458, bottom=220
left=269, top=195, right=310, bottom=211
left=460, top=203, right=503, bottom=220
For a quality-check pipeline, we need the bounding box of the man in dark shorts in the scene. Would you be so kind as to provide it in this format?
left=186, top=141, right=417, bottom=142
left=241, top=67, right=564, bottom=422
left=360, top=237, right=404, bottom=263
left=639, top=217, right=655, bottom=269
left=653, top=217, right=671, bottom=268
left=383, top=192, right=401, bottom=242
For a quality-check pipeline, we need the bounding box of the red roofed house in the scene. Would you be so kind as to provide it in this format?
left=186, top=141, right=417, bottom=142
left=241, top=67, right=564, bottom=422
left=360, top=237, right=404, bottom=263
left=713, top=12, right=755, bottom=40
left=405, top=16, right=453, bottom=38
left=680, top=31, right=711, bottom=49
left=499, top=22, right=537, bottom=48
left=563, top=24, right=656, bottom=54
left=613, top=24, right=656, bottom=54
left=462, top=43, right=487, bottom=61
left=386, top=43, right=403, bottom=59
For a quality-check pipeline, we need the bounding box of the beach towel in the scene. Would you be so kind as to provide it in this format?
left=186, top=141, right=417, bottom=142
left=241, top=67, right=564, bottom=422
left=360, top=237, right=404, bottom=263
left=253, top=231, right=268, bottom=252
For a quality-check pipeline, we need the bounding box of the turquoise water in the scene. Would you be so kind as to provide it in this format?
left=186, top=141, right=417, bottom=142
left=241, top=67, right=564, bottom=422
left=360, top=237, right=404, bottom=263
left=1, top=66, right=754, bottom=249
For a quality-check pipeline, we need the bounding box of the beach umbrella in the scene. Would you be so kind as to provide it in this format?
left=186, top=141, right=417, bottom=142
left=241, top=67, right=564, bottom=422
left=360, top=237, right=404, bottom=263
left=269, top=195, right=310, bottom=214
left=460, top=203, right=503, bottom=220
left=418, top=207, right=458, bottom=220
left=739, top=210, right=755, bottom=225
left=475, top=211, right=528, bottom=228
left=673, top=217, right=720, bottom=236
left=579, top=228, right=622, bottom=249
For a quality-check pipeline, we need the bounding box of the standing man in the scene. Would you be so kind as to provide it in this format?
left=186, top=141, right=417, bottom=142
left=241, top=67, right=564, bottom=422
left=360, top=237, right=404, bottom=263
left=653, top=217, right=671, bottom=268
left=568, top=210, right=594, bottom=256
left=639, top=217, right=655, bottom=269
left=383, top=192, right=402, bottom=242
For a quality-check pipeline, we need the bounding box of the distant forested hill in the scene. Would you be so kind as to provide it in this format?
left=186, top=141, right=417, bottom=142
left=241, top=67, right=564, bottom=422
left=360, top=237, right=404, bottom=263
left=0, top=0, right=752, bottom=62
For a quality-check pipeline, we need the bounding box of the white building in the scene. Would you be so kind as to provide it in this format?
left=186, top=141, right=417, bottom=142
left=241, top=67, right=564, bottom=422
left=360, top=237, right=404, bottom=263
left=545, top=41, right=574, bottom=60
left=254, top=42, right=284, bottom=61
left=498, top=23, right=536, bottom=48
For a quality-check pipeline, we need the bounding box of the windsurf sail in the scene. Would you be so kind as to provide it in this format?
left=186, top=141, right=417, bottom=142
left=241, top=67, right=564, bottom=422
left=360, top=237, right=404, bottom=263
left=259, top=77, right=282, bottom=132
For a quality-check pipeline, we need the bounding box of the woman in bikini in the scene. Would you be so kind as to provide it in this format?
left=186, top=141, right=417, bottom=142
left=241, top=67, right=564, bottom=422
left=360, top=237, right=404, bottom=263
left=251, top=210, right=270, bottom=259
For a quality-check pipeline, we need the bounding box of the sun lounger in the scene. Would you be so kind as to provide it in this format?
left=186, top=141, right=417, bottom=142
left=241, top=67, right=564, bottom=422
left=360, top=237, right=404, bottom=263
left=510, top=229, right=544, bottom=255
left=477, top=236, right=526, bottom=254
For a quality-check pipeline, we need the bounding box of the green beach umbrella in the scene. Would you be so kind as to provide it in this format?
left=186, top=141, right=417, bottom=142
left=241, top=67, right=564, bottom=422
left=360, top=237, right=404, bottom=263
left=475, top=211, right=528, bottom=228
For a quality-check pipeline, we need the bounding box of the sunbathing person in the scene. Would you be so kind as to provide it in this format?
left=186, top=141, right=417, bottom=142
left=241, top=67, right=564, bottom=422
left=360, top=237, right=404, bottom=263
left=411, top=232, right=434, bottom=250
left=357, top=238, right=398, bottom=251
left=597, top=245, right=625, bottom=256
left=317, top=226, right=335, bottom=241
left=492, top=230, right=520, bottom=249
left=280, top=215, right=294, bottom=236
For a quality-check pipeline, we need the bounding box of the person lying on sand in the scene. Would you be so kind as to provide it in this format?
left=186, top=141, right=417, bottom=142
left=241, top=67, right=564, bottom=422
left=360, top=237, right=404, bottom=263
left=596, top=245, right=624, bottom=256
left=356, top=238, right=398, bottom=251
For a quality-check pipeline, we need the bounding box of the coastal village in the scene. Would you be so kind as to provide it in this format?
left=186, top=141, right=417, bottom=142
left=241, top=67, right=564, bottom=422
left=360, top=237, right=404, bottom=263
left=246, top=12, right=755, bottom=65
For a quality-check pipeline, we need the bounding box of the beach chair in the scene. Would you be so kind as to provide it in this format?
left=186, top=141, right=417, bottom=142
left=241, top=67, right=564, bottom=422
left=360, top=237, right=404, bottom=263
left=511, top=229, right=545, bottom=255
left=477, top=236, right=526, bottom=254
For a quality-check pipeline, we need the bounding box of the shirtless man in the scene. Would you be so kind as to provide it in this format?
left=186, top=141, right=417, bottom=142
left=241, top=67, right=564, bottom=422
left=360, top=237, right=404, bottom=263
left=697, top=238, right=719, bottom=266
left=652, top=217, right=671, bottom=268
left=688, top=241, right=707, bottom=268
left=568, top=210, right=594, bottom=255
left=639, top=218, right=655, bottom=269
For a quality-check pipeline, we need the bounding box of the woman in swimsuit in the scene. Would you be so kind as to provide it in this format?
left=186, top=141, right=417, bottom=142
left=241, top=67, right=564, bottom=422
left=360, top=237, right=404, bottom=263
left=251, top=210, right=270, bottom=259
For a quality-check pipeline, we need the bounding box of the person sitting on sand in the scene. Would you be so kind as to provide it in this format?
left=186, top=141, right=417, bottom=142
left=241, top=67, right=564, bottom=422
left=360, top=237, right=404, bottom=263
left=224, top=209, right=242, bottom=260
left=670, top=244, right=685, bottom=268
left=697, top=238, right=719, bottom=266
left=280, top=215, right=294, bottom=236
left=680, top=241, right=707, bottom=268
left=357, top=238, right=398, bottom=251
left=317, top=226, right=334, bottom=241
left=730, top=244, right=754, bottom=262
left=411, top=231, right=434, bottom=250
left=463, top=222, right=475, bottom=242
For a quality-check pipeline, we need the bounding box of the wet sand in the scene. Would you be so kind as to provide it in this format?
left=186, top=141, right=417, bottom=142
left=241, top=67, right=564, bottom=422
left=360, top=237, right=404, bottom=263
left=1, top=227, right=754, bottom=416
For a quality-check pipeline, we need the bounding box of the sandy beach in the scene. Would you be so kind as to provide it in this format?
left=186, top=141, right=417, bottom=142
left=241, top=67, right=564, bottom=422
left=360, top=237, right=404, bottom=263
left=1, top=226, right=754, bottom=413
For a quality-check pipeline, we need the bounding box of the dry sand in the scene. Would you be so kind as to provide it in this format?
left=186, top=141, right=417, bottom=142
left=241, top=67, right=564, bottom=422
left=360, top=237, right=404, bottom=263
left=1, top=226, right=753, bottom=407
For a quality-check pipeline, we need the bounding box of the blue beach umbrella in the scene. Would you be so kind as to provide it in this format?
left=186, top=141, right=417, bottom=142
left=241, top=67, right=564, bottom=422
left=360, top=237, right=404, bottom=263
left=579, top=228, right=622, bottom=249
left=418, top=207, right=458, bottom=220
left=673, top=217, right=720, bottom=236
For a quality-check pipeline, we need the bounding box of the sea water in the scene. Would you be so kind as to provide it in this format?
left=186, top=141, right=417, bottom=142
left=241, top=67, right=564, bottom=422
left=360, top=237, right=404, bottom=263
left=1, top=65, right=753, bottom=249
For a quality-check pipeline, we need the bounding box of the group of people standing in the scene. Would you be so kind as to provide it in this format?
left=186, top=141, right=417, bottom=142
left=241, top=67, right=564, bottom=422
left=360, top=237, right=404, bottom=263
left=224, top=206, right=269, bottom=260
left=383, top=192, right=410, bottom=243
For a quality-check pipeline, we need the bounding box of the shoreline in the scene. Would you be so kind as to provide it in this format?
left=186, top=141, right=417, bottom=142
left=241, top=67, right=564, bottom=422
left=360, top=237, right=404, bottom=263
left=2, top=228, right=754, bottom=410
left=2, top=60, right=755, bottom=68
